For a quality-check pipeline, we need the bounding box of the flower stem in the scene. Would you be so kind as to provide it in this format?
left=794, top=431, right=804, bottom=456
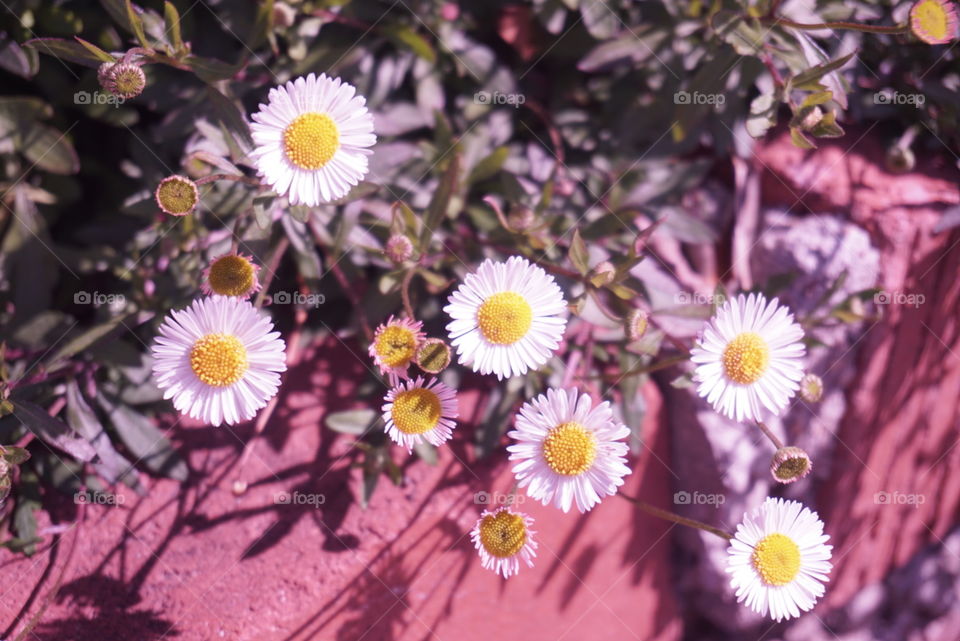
left=400, top=268, right=416, bottom=319
left=755, top=421, right=784, bottom=449
left=619, top=493, right=733, bottom=541
left=762, top=16, right=908, bottom=34
left=195, top=173, right=263, bottom=187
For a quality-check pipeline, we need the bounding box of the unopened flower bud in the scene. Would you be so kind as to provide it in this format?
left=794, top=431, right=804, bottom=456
left=155, top=174, right=199, bottom=216
left=415, top=338, right=451, bottom=374
left=507, top=205, right=536, bottom=232
left=799, top=373, right=823, bottom=403
left=885, top=145, right=915, bottom=174
left=106, top=62, right=146, bottom=99
left=798, top=106, right=822, bottom=131
left=385, top=234, right=414, bottom=264
left=770, top=446, right=812, bottom=484
left=273, top=2, right=297, bottom=28
left=97, top=62, right=116, bottom=90
left=589, top=261, right=617, bottom=287
left=625, top=309, right=649, bottom=342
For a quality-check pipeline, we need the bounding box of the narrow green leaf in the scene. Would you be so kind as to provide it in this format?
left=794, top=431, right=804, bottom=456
left=791, top=52, right=855, bottom=89
left=99, top=397, right=189, bottom=481
left=23, top=38, right=104, bottom=68
left=382, top=24, right=437, bottom=64
left=163, top=1, right=185, bottom=55
left=125, top=0, right=151, bottom=48
left=22, top=124, right=80, bottom=175
left=74, top=37, right=116, bottom=63
left=419, top=153, right=460, bottom=251
left=468, top=146, right=509, bottom=184
left=569, top=228, right=589, bottom=275
left=12, top=399, right=97, bottom=462
left=1, top=446, right=31, bottom=465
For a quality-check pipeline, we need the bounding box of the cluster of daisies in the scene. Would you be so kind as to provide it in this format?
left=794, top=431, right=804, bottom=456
left=150, top=73, right=377, bottom=424
left=147, top=72, right=832, bottom=623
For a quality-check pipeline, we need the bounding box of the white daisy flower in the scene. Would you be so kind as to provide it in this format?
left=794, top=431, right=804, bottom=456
left=507, top=387, right=631, bottom=513
left=151, top=296, right=287, bottom=426
left=690, top=293, right=805, bottom=423
left=249, top=73, right=376, bottom=206
left=444, top=256, right=567, bottom=380
left=727, top=497, right=833, bottom=622
left=368, top=315, right=425, bottom=384
left=470, top=506, right=537, bottom=579
left=381, top=377, right=458, bottom=451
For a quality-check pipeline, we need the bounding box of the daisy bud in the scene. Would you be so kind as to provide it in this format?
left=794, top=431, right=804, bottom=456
left=97, top=62, right=116, bottom=90
left=588, top=261, right=616, bottom=287
left=770, top=446, right=812, bottom=484
left=105, top=62, right=146, bottom=99
left=384, top=234, right=414, bottom=265
left=202, top=253, right=261, bottom=299
left=273, top=2, right=297, bottom=28
left=155, top=175, right=200, bottom=216
left=800, top=107, right=823, bottom=131
left=625, top=309, right=649, bottom=342
left=414, top=338, right=451, bottom=375
left=885, top=146, right=916, bottom=174
left=910, top=0, right=958, bottom=44
left=507, top=205, right=536, bottom=231
left=799, top=373, right=823, bottom=403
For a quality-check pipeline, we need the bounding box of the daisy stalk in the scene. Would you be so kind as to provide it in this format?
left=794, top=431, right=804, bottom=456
left=618, top=493, right=733, bottom=541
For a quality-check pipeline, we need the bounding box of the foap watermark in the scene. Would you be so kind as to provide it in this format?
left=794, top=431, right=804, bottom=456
left=674, top=90, right=725, bottom=106
left=474, top=91, right=525, bottom=108
left=874, top=491, right=925, bottom=508
left=74, top=291, right=126, bottom=308
left=673, top=490, right=725, bottom=507
left=874, top=290, right=925, bottom=308
left=474, top=491, right=525, bottom=506
left=675, top=291, right=724, bottom=306
left=271, top=291, right=325, bottom=308
left=274, top=491, right=326, bottom=507
left=74, top=90, right=125, bottom=108
left=75, top=491, right=125, bottom=506
left=874, top=90, right=925, bottom=107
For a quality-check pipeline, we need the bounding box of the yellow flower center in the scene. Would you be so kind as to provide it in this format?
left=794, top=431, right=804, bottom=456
left=542, top=422, right=597, bottom=476
left=282, top=112, right=340, bottom=170
left=374, top=325, right=417, bottom=368
left=477, top=291, right=533, bottom=345
left=722, top=332, right=770, bottom=385
left=912, top=0, right=953, bottom=43
left=478, top=510, right=527, bottom=558
left=207, top=255, right=256, bottom=297
left=156, top=176, right=198, bottom=215
left=390, top=388, right=441, bottom=434
left=752, top=533, right=802, bottom=586
left=190, top=333, right=248, bottom=387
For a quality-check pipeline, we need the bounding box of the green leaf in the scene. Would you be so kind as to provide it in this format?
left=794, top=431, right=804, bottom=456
left=74, top=37, right=116, bottom=63
left=325, top=409, right=377, bottom=435
left=382, top=24, right=437, bottom=64
left=569, top=228, right=589, bottom=275
left=11, top=399, right=97, bottom=462
left=187, top=55, right=245, bottom=83
left=1, top=446, right=31, bottom=465
left=163, top=1, right=185, bottom=55
left=791, top=52, right=855, bottom=90
left=789, top=126, right=816, bottom=149
left=468, top=146, right=509, bottom=184
left=419, top=153, right=460, bottom=251
left=22, top=124, right=79, bottom=175
left=43, top=314, right=129, bottom=369
left=206, top=86, right=253, bottom=153
left=23, top=38, right=105, bottom=68
left=125, top=0, right=151, bottom=48
left=65, top=380, right=143, bottom=490
left=98, top=396, right=189, bottom=481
